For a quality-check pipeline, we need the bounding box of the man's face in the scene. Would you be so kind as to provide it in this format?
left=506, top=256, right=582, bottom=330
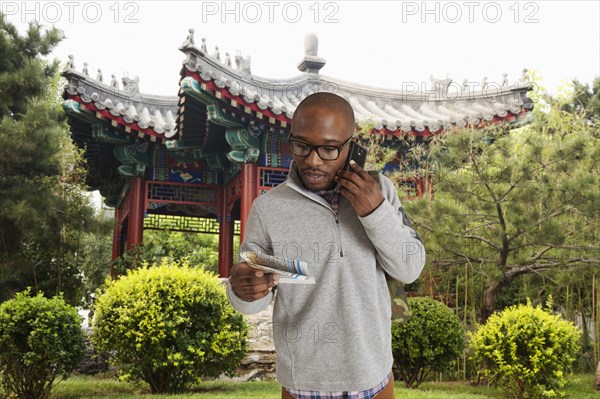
left=291, top=106, right=353, bottom=191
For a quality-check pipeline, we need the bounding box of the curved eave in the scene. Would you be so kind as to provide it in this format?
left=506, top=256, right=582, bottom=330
left=373, top=108, right=534, bottom=138
left=181, top=43, right=534, bottom=102
left=64, top=95, right=171, bottom=142
left=177, top=70, right=534, bottom=139
left=180, top=73, right=290, bottom=126
left=62, top=68, right=179, bottom=105
left=62, top=69, right=179, bottom=138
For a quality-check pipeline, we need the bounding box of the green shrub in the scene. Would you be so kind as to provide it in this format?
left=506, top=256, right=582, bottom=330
left=91, top=259, right=249, bottom=393
left=391, top=296, right=465, bottom=388
left=470, top=300, right=581, bottom=399
left=0, top=291, right=86, bottom=399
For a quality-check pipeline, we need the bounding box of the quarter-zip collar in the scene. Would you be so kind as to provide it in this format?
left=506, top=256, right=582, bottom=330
left=286, top=161, right=345, bottom=257
left=285, top=161, right=337, bottom=215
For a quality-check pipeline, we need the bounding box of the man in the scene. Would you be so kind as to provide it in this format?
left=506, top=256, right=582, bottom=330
left=226, top=92, right=425, bottom=399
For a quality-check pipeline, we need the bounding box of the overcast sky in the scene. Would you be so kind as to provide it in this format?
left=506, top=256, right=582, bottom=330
left=3, top=0, right=599, bottom=97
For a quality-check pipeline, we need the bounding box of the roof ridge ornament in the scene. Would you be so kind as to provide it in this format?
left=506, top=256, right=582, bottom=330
left=520, top=68, right=530, bottom=84
left=297, top=33, right=326, bottom=74
left=110, top=74, right=119, bottom=89
left=63, top=54, right=75, bottom=72
left=181, top=28, right=194, bottom=48
left=481, top=76, right=489, bottom=90
left=122, top=75, right=141, bottom=100
left=235, top=50, right=252, bottom=77
left=429, top=74, right=453, bottom=100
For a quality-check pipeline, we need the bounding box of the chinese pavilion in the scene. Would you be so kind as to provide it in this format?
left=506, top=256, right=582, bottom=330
left=61, top=32, right=533, bottom=277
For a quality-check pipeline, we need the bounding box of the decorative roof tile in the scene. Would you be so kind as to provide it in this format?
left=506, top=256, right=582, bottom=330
left=175, top=32, right=533, bottom=137
left=62, top=60, right=179, bottom=138
left=62, top=34, right=533, bottom=144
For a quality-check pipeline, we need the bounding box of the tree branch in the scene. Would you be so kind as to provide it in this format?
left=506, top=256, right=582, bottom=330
left=507, top=205, right=571, bottom=243
left=461, top=234, right=501, bottom=250
left=544, top=244, right=600, bottom=251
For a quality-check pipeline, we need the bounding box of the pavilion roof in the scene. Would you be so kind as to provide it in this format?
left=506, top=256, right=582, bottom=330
left=177, top=33, right=533, bottom=137
left=62, top=67, right=179, bottom=140
left=62, top=32, right=533, bottom=145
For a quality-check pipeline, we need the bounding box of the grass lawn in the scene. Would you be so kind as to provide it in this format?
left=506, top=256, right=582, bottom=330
left=44, top=374, right=596, bottom=399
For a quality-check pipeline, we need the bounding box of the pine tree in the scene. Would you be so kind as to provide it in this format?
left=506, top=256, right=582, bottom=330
left=0, top=14, right=63, bottom=119
left=0, top=15, right=96, bottom=304
left=403, top=84, right=600, bottom=322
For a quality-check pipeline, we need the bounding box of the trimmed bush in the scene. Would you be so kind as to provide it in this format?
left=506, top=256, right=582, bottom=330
left=391, top=296, right=465, bottom=388
left=0, top=291, right=86, bottom=399
left=470, top=301, right=581, bottom=399
left=91, top=260, right=249, bottom=393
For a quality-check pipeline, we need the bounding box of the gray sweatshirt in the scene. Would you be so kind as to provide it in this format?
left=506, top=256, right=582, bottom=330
left=226, top=165, right=425, bottom=391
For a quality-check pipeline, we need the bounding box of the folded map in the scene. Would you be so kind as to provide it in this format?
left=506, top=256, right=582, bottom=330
left=240, top=251, right=315, bottom=284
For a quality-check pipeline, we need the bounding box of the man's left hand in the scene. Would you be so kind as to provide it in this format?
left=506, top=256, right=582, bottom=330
left=336, top=161, right=384, bottom=217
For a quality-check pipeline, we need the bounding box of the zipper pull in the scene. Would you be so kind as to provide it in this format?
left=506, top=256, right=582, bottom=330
left=335, top=214, right=343, bottom=257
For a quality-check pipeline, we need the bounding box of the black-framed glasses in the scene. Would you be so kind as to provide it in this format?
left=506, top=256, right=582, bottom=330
left=288, top=135, right=352, bottom=161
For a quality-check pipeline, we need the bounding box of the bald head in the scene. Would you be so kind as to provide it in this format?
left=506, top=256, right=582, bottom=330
left=289, top=92, right=357, bottom=191
left=292, top=92, right=355, bottom=133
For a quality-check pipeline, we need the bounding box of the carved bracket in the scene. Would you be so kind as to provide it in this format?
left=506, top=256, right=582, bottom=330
left=225, top=128, right=260, bottom=163
left=92, top=124, right=131, bottom=144
left=114, top=141, right=150, bottom=177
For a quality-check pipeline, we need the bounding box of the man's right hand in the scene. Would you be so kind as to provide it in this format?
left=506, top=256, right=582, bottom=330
left=229, top=262, right=279, bottom=301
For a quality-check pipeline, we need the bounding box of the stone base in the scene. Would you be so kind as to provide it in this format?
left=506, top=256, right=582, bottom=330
left=233, top=299, right=277, bottom=381
left=220, top=350, right=277, bottom=381
left=74, top=334, right=109, bottom=375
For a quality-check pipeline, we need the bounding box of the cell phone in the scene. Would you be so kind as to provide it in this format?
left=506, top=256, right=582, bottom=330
left=343, top=141, right=368, bottom=171
left=335, top=141, right=368, bottom=192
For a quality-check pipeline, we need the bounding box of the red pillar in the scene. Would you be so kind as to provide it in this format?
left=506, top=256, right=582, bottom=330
left=127, top=176, right=145, bottom=250
left=218, top=185, right=234, bottom=278
left=110, top=207, right=121, bottom=278
left=240, top=163, right=258, bottom=243
left=111, top=207, right=121, bottom=261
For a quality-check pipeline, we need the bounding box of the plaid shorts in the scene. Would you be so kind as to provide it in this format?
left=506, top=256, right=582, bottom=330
left=284, top=371, right=391, bottom=399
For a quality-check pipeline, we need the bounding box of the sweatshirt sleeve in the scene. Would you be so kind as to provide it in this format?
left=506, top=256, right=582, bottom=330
left=225, top=200, right=273, bottom=315
left=226, top=279, right=272, bottom=315
left=359, top=174, right=426, bottom=284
